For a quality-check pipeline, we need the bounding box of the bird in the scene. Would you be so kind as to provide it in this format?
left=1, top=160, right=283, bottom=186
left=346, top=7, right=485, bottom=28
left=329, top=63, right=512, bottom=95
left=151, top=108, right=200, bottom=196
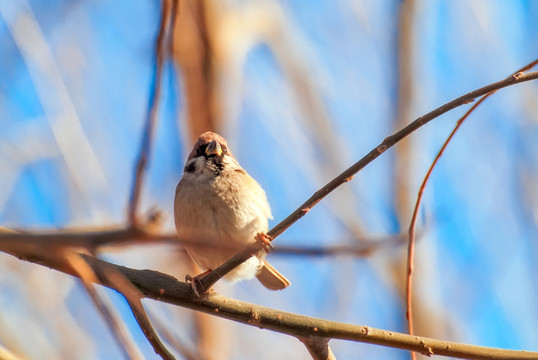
left=174, top=131, right=290, bottom=292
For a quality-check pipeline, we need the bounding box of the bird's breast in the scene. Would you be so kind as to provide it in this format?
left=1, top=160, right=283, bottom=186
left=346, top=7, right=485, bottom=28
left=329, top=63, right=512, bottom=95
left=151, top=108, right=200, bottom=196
left=174, top=173, right=268, bottom=246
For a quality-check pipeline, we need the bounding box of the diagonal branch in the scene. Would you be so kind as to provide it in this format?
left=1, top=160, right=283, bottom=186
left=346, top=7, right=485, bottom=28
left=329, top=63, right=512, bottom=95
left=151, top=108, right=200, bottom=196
left=1, top=244, right=536, bottom=360
left=104, top=268, right=176, bottom=360
left=0, top=346, right=20, bottom=360
left=196, top=69, right=538, bottom=292
left=65, top=252, right=142, bottom=360
left=144, top=308, right=201, bottom=360
left=128, top=0, right=177, bottom=225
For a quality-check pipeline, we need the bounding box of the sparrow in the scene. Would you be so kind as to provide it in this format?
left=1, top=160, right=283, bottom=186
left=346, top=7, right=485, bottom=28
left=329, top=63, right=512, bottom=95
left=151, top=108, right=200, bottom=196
left=174, top=131, right=290, bottom=291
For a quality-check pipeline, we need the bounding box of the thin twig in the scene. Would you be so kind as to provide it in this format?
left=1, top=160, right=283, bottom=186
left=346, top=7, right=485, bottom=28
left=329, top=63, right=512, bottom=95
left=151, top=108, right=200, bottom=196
left=64, top=252, right=142, bottom=360
left=405, top=59, right=538, bottom=346
left=2, top=246, right=537, bottom=360
left=196, top=69, right=538, bottom=293
left=406, top=95, right=490, bottom=342
left=268, top=70, right=538, bottom=240
left=146, top=308, right=201, bottom=360
left=127, top=0, right=176, bottom=225
left=104, top=264, right=176, bottom=360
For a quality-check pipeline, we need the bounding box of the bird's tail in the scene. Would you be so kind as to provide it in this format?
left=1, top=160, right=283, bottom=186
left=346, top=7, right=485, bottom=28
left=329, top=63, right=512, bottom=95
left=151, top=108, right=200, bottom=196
left=256, top=260, right=290, bottom=290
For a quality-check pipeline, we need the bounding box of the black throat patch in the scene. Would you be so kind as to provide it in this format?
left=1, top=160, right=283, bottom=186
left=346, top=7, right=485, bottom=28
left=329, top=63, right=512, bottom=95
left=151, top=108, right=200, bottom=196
left=184, top=156, right=225, bottom=176
left=184, top=161, right=196, bottom=173
left=207, top=156, right=224, bottom=176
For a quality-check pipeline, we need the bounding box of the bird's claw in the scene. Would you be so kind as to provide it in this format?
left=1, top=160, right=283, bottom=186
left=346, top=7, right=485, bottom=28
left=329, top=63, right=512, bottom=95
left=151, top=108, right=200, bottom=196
left=185, top=274, right=205, bottom=297
left=255, top=232, right=273, bottom=253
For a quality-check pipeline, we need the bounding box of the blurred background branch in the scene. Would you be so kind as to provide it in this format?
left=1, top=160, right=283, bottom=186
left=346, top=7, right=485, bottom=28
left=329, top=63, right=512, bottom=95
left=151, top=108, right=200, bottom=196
left=1, top=65, right=537, bottom=358
left=1, top=1, right=537, bottom=359
left=128, top=0, right=177, bottom=226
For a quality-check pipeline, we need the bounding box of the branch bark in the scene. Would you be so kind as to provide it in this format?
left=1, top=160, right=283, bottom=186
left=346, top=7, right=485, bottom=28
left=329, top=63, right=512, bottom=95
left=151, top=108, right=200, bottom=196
left=1, top=243, right=536, bottom=360
left=300, top=337, right=336, bottom=360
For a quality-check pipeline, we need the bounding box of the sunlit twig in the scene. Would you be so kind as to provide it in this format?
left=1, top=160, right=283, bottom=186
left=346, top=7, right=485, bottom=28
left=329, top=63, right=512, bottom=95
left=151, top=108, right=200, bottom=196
left=103, top=263, right=176, bottom=360
left=146, top=308, right=201, bottom=360
left=405, top=59, right=538, bottom=345
left=64, top=252, right=142, bottom=360
left=196, top=69, right=538, bottom=294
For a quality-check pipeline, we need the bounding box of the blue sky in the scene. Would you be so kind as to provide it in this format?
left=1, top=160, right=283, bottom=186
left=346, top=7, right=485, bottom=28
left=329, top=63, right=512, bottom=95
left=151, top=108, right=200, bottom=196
left=0, top=1, right=537, bottom=359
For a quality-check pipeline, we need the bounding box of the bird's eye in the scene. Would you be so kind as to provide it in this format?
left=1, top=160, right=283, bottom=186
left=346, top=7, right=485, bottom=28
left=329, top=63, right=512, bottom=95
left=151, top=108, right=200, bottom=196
left=222, top=145, right=228, bottom=154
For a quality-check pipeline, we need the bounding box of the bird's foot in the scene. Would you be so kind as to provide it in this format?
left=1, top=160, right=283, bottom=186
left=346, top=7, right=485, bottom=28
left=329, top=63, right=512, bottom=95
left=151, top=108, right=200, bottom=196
left=185, top=270, right=211, bottom=297
left=255, top=232, right=273, bottom=253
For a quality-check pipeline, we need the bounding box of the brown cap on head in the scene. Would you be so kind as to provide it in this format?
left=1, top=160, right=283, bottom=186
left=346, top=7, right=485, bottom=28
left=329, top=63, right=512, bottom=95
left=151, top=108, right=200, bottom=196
left=187, top=132, right=233, bottom=160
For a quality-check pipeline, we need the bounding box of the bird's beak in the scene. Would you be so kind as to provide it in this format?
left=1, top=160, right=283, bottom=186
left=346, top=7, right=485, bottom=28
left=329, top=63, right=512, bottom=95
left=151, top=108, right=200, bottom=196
left=205, top=140, right=223, bottom=157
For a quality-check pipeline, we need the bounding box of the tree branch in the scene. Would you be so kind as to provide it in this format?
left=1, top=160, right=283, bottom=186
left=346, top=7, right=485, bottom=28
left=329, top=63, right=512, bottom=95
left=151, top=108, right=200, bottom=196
left=195, top=69, right=538, bottom=292
left=0, top=227, right=409, bottom=258
left=269, top=70, right=538, bottom=241
left=65, top=252, right=142, bottom=360
left=144, top=307, right=201, bottom=360
left=1, top=244, right=536, bottom=360
left=104, top=269, right=176, bottom=360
